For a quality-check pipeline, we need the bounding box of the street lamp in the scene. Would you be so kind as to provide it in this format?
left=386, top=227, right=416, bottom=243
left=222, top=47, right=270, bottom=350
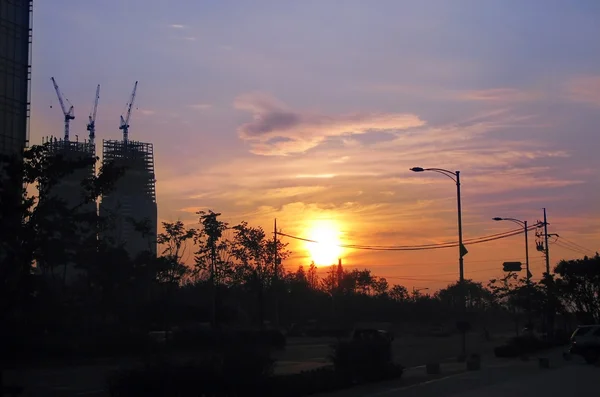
left=410, top=167, right=465, bottom=282
left=493, top=217, right=532, bottom=328
left=410, top=167, right=467, bottom=359
left=492, top=217, right=530, bottom=284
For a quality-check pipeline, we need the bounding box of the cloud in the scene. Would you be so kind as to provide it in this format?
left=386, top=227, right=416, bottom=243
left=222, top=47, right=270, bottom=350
left=457, top=88, right=539, bottom=102
left=169, top=24, right=186, bottom=29
left=565, top=75, right=600, bottom=107
left=189, top=103, right=212, bottom=110
left=138, top=109, right=155, bottom=116
left=234, top=92, right=425, bottom=155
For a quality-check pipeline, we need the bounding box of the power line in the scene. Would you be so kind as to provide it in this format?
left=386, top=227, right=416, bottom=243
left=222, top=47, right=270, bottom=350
left=279, top=224, right=537, bottom=251
left=555, top=236, right=596, bottom=256
left=551, top=240, right=590, bottom=257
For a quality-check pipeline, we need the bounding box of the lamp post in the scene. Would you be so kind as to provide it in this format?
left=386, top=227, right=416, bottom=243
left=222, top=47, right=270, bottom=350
left=492, top=217, right=530, bottom=283
left=492, top=217, right=531, bottom=328
left=410, top=167, right=466, bottom=358
left=410, top=168, right=464, bottom=282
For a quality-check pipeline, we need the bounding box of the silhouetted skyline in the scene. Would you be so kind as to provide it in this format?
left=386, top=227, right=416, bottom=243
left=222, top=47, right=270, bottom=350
left=29, top=0, right=600, bottom=289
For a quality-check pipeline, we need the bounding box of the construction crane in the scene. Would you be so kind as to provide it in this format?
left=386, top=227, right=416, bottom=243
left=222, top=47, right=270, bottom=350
left=119, top=81, right=138, bottom=142
left=51, top=77, right=75, bottom=141
left=87, top=84, right=100, bottom=145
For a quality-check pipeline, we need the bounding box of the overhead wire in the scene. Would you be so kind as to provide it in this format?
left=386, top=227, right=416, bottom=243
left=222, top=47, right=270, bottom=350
left=551, top=240, right=590, bottom=256
left=278, top=224, right=538, bottom=251
left=554, top=237, right=596, bottom=256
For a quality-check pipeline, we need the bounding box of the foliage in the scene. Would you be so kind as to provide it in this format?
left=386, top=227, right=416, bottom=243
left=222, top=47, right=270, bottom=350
left=194, top=210, right=233, bottom=284
left=330, top=338, right=397, bottom=383
left=554, top=254, right=600, bottom=323
left=169, top=326, right=286, bottom=351
left=389, top=285, right=410, bottom=302
left=107, top=338, right=403, bottom=397
left=107, top=345, right=274, bottom=396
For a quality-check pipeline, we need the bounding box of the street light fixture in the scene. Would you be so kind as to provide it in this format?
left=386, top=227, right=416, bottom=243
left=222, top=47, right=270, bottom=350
left=493, top=216, right=532, bottom=328
left=410, top=166, right=466, bottom=358
left=410, top=167, right=465, bottom=282
left=492, top=217, right=530, bottom=283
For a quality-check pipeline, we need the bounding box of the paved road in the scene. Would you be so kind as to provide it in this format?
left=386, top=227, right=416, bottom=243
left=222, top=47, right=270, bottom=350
left=0, top=333, right=518, bottom=396
left=280, top=332, right=509, bottom=368
left=321, top=347, right=595, bottom=397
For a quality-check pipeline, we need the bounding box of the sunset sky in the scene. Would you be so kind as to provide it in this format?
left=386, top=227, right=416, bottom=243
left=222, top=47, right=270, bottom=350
left=30, top=0, right=600, bottom=290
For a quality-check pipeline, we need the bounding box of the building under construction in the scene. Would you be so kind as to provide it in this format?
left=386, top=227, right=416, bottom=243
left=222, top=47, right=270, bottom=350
left=99, top=139, right=157, bottom=258
left=40, top=136, right=97, bottom=283
left=0, top=0, right=33, bottom=158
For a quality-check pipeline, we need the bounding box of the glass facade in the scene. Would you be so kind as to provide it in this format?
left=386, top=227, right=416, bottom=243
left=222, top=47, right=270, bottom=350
left=0, top=0, right=32, bottom=157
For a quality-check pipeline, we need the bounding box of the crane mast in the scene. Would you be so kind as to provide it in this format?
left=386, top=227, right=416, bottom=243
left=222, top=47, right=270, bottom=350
left=119, top=81, right=138, bottom=142
left=87, top=84, right=100, bottom=145
left=51, top=77, right=75, bottom=141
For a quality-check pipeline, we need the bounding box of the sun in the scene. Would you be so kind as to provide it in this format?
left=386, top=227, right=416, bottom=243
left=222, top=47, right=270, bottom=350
left=306, top=220, right=343, bottom=266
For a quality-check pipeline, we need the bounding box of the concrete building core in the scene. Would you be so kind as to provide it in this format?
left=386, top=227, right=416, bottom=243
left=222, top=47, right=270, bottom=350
left=0, top=0, right=32, bottom=157
left=40, top=137, right=97, bottom=283
left=99, top=139, right=157, bottom=259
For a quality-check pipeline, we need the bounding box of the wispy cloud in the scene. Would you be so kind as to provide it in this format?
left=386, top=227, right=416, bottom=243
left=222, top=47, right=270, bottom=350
left=457, top=88, right=539, bottom=102
left=565, top=75, right=600, bottom=107
left=169, top=24, right=186, bottom=29
left=234, top=92, right=425, bottom=156
left=138, top=109, right=155, bottom=116
left=189, top=103, right=212, bottom=110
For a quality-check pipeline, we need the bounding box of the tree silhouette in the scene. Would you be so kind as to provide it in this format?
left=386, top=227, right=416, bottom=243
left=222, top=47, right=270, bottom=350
left=554, top=254, right=600, bottom=323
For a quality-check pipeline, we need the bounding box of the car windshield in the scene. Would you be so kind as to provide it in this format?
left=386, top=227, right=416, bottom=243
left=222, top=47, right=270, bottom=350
left=572, top=327, right=593, bottom=339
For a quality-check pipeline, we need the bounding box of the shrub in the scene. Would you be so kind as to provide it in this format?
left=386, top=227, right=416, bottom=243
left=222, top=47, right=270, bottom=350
left=330, top=338, right=396, bottom=383
left=107, top=344, right=274, bottom=396
left=494, top=334, right=557, bottom=358
left=108, top=337, right=403, bottom=397
left=169, top=327, right=286, bottom=352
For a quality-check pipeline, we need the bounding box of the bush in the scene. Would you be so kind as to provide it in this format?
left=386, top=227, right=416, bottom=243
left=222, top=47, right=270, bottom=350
left=107, top=344, right=274, bottom=396
left=169, top=327, right=286, bottom=352
left=330, top=338, right=399, bottom=383
left=494, top=334, right=557, bottom=358
left=108, top=337, right=403, bottom=397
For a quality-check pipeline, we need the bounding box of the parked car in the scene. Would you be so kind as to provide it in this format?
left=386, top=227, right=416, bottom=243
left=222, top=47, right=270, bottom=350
left=569, top=324, right=600, bottom=364
left=351, top=328, right=394, bottom=343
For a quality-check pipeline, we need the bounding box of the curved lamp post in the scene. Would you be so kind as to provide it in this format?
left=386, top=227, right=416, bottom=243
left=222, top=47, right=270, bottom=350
left=410, top=167, right=466, bottom=358
left=410, top=167, right=464, bottom=282
left=492, top=217, right=530, bottom=283
left=493, top=216, right=532, bottom=328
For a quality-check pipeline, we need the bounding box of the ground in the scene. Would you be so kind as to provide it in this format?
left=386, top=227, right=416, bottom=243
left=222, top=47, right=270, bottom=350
left=4, top=332, right=590, bottom=396
left=320, top=346, right=595, bottom=397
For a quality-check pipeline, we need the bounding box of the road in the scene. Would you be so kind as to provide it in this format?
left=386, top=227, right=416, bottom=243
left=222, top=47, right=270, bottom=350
left=280, top=332, right=509, bottom=368
left=0, top=333, right=545, bottom=396
left=318, top=347, right=595, bottom=397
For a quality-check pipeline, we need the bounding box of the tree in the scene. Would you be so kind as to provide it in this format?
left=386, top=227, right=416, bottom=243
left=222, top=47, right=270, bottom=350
left=438, top=279, right=493, bottom=311
left=157, top=220, right=196, bottom=285
left=1, top=144, right=123, bottom=318
left=554, top=254, right=600, bottom=323
left=307, top=262, right=320, bottom=290
left=195, top=210, right=233, bottom=285
left=194, top=210, right=232, bottom=325
left=231, top=222, right=290, bottom=327
left=372, top=277, right=389, bottom=296
left=389, top=285, right=410, bottom=302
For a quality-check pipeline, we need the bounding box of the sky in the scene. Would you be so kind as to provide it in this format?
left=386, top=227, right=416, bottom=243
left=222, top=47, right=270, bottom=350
left=30, top=0, right=600, bottom=290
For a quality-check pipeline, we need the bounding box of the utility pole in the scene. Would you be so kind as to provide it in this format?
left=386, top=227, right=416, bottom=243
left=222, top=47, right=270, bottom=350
left=456, top=171, right=465, bottom=282
left=543, top=208, right=550, bottom=275
left=273, top=219, right=279, bottom=329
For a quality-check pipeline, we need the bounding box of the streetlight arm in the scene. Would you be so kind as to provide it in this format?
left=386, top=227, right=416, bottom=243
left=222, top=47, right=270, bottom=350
left=410, top=167, right=458, bottom=182
left=493, top=217, right=526, bottom=228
